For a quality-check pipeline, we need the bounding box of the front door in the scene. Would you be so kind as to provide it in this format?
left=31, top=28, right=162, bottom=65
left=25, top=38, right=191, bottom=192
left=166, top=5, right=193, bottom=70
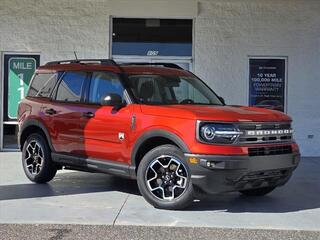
left=79, top=71, right=133, bottom=164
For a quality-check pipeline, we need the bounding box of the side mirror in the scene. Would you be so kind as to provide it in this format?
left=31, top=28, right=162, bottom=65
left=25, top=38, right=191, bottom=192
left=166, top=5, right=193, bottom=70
left=218, top=96, right=226, bottom=105
left=101, top=93, right=125, bottom=108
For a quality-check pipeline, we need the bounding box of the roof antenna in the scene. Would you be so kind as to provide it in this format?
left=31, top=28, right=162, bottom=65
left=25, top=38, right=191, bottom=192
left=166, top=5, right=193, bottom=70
left=74, top=51, right=78, bottom=60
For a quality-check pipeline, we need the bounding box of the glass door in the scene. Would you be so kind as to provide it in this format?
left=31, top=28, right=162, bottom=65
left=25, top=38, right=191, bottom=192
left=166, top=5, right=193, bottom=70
left=111, top=18, right=193, bottom=71
left=113, top=57, right=192, bottom=71
left=151, top=58, right=192, bottom=71
left=0, top=53, right=40, bottom=151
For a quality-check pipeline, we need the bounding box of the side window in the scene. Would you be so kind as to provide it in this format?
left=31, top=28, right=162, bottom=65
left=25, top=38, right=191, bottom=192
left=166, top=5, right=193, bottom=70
left=88, top=71, right=124, bottom=104
left=55, top=71, right=86, bottom=102
left=128, top=75, right=162, bottom=103
left=27, top=73, right=58, bottom=97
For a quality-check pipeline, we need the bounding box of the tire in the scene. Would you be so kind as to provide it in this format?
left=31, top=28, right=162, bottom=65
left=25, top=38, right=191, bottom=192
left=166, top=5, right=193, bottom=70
left=239, top=186, right=276, bottom=196
left=137, top=144, right=194, bottom=210
left=22, top=133, right=57, bottom=183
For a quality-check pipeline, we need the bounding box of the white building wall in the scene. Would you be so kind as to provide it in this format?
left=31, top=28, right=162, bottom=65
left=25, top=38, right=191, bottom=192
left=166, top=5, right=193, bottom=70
left=0, top=0, right=111, bottom=62
left=195, top=0, right=320, bottom=156
left=0, top=0, right=196, bottom=63
left=0, top=0, right=319, bottom=156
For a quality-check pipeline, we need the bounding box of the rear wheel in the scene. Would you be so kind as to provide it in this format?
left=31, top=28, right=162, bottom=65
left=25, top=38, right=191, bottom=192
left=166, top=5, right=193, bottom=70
left=137, top=144, right=194, bottom=210
left=22, top=133, right=57, bottom=183
left=239, top=186, right=276, bottom=196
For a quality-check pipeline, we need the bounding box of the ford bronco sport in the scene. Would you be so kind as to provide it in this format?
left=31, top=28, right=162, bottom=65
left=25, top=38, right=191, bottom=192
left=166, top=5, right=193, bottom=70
left=18, top=59, right=300, bottom=210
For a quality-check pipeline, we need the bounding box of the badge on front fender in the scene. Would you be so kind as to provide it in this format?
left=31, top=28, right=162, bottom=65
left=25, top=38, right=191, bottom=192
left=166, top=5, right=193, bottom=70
left=118, top=132, right=125, bottom=141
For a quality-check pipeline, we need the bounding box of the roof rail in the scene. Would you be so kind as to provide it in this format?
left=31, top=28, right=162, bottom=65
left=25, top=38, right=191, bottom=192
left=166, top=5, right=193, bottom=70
left=45, top=59, right=117, bottom=66
left=121, top=62, right=183, bottom=70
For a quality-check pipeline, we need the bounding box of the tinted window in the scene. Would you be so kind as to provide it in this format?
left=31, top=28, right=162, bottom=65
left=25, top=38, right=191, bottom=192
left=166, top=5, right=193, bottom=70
left=27, top=73, right=58, bottom=97
left=128, top=74, right=222, bottom=105
left=56, top=71, right=86, bottom=102
left=88, top=72, right=124, bottom=104
left=112, top=18, right=192, bottom=56
left=113, top=18, right=192, bottom=43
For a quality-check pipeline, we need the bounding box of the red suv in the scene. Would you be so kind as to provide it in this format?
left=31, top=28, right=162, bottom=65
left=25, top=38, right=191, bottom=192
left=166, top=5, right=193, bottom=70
left=18, top=59, right=300, bottom=209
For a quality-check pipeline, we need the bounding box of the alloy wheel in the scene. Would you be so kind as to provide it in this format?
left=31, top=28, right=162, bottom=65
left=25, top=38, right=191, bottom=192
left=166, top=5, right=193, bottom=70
left=145, top=155, right=188, bottom=200
left=24, top=140, right=44, bottom=175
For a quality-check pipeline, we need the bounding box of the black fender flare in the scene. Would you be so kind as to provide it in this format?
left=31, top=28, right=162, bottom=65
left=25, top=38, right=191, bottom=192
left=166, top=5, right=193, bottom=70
left=19, top=119, right=54, bottom=151
left=130, top=129, right=190, bottom=168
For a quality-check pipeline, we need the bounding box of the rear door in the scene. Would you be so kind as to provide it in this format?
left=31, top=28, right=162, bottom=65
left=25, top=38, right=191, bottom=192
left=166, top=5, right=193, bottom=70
left=47, top=71, right=88, bottom=155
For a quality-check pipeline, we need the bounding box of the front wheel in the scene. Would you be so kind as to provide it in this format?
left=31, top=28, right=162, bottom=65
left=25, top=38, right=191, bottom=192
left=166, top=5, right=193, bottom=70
left=137, top=145, right=194, bottom=210
left=239, top=186, right=276, bottom=196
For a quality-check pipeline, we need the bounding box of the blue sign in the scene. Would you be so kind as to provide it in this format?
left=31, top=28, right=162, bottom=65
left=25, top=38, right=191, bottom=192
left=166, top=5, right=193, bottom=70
left=249, top=58, right=286, bottom=112
left=112, top=42, right=192, bottom=57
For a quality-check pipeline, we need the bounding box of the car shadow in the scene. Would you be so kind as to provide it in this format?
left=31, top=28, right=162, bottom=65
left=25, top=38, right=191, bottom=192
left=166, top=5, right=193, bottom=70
left=0, top=171, right=140, bottom=201
left=187, top=183, right=320, bottom=213
left=1, top=158, right=319, bottom=214
left=187, top=158, right=320, bottom=213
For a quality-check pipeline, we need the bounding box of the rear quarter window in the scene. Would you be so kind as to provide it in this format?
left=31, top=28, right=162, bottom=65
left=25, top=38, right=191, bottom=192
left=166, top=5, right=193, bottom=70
left=27, top=73, right=59, bottom=97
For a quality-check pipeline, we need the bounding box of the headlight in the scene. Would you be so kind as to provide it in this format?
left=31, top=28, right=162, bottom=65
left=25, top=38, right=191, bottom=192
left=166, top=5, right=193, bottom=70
left=198, top=122, right=242, bottom=144
left=202, top=125, right=216, bottom=140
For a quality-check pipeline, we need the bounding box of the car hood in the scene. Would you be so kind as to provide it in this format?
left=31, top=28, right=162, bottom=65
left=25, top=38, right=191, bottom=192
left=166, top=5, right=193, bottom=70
left=140, top=105, right=291, bottom=122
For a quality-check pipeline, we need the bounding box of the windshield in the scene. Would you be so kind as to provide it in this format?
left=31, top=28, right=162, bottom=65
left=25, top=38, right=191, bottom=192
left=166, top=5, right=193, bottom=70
left=127, top=74, right=223, bottom=105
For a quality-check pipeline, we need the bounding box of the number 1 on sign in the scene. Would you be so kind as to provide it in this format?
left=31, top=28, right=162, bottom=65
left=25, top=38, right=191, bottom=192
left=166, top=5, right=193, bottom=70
left=18, top=73, right=25, bottom=101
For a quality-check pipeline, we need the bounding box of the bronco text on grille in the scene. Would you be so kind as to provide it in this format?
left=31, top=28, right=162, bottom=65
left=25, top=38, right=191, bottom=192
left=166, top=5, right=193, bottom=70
left=237, top=122, right=293, bottom=144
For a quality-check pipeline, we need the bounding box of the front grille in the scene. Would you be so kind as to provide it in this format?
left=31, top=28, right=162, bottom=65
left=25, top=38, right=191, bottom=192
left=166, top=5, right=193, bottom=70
left=236, top=122, right=293, bottom=144
left=238, top=122, right=291, bottom=130
left=248, top=145, right=293, bottom=156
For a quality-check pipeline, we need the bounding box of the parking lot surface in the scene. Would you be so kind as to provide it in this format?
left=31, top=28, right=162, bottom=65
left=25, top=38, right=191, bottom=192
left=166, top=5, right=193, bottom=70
left=0, top=152, right=320, bottom=232
left=1, top=224, right=320, bottom=240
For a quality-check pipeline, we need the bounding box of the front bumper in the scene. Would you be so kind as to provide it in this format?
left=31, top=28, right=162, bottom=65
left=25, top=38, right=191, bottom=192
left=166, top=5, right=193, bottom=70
left=185, top=152, right=300, bottom=194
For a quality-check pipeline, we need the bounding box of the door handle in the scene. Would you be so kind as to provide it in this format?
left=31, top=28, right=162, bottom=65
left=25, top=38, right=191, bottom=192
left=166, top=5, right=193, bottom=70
left=82, top=112, right=95, bottom=118
left=45, top=108, right=57, bottom=115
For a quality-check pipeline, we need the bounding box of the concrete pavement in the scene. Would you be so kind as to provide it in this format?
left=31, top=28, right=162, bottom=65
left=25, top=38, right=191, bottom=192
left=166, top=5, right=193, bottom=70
left=1, top=224, right=320, bottom=240
left=0, top=152, right=320, bottom=231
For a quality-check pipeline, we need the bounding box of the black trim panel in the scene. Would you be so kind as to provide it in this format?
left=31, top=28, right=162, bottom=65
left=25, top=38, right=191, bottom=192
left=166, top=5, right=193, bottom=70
left=185, top=152, right=300, bottom=194
left=51, top=153, right=135, bottom=179
left=18, top=119, right=54, bottom=151
left=130, top=129, right=190, bottom=167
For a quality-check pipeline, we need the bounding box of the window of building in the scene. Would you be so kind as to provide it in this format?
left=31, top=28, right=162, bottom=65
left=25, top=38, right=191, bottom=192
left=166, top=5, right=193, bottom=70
left=113, top=18, right=192, bottom=43
left=55, top=71, right=86, bottom=102
left=112, top=18, right=192, bottom=57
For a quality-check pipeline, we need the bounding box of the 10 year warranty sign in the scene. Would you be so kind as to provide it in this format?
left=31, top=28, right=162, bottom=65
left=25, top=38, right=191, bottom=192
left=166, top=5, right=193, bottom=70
left=3, top=54, right=40, bottom=120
